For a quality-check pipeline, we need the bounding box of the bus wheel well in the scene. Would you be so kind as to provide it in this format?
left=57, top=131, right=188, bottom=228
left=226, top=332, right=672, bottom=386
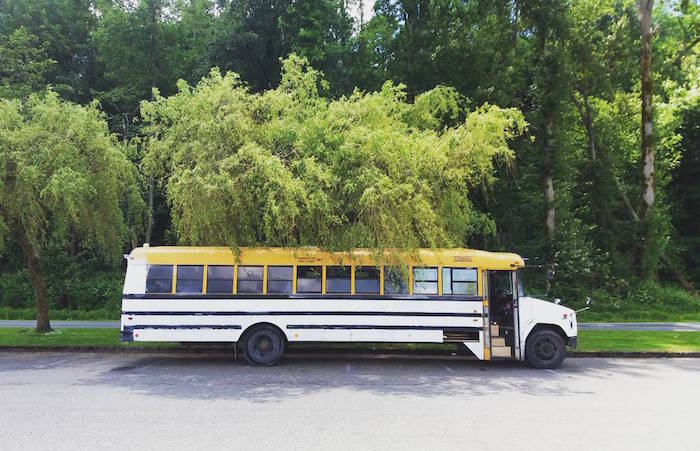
left=526, top=323, right=567, bottom=343
left=240, top=322, right=288, bottom=345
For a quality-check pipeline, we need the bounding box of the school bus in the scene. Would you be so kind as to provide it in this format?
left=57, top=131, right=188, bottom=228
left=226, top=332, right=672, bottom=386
left=121, top=246, right=577, bottom=368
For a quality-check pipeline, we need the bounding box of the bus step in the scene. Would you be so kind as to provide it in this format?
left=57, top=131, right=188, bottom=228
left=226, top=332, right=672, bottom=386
left=492, top=337, right=506, bottom=347
left=491, top=346, right=512, bottom=358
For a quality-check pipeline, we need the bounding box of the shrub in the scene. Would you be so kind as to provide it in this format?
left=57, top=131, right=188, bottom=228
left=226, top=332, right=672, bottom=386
left=0, top=271, right=33, bottom=308
left=0, top=269, right=123, bottom=313
left=578, top=282, right=700, bottom=322
left=49, top=271, right=123, bottom=311
left=0, top=307, right=120, bottom=320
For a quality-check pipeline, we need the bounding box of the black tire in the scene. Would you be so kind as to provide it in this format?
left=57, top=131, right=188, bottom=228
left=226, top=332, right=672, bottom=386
left=525, top=329, right=566, bottom=369
left=243, top=325, right=285, bottom=366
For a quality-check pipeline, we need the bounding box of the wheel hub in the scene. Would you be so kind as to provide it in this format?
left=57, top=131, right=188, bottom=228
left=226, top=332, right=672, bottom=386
left=255, top=336, right=273, bottom=355
left=535, top=339, right=557, bottom=360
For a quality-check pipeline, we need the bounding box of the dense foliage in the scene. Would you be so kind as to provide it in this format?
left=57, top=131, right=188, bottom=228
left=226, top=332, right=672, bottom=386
left=0, top=91, right=144, bottom=329
left=0, top=0, right=698, bottom=326
left=141, top=56, right=525, bottom=250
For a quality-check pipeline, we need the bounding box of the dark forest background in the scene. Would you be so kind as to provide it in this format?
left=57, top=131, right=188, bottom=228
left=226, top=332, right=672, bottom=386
left=0, top=0, right=698, bottom=321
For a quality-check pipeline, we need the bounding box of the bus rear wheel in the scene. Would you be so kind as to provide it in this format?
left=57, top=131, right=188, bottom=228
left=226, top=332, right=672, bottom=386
left=243, top=325, right=285, bottom=366
left=525, top=329, right=566, bottom=369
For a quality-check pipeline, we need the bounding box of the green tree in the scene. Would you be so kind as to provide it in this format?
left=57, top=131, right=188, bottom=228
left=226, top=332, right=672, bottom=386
left=368, top=0, right=523, bottom=104
left=140, top=55, right=526, bottom=250
left=0, top=0, right=100, bottom=103
left=92, top=0, right=221, bottom=136
left=280, top=0, right=354, bottom=95
left=94, top=0, right=180, bottom=137
left=0, top=27, right=56, bottom=99
left=0, top=91, right=144, bottom=331
left=212, top=0, right=353, bottom=94
left=517, top=0, right=571, bottom=285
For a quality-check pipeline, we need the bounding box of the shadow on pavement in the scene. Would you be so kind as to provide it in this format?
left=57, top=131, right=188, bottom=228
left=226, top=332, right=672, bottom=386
left=2, top=349, right=697, bottom=403
left=74, top=351, right=698, bottom=402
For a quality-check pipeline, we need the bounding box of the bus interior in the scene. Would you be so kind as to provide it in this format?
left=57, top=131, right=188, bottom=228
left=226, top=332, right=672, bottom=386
left=488, top=270, right=517, bottom=357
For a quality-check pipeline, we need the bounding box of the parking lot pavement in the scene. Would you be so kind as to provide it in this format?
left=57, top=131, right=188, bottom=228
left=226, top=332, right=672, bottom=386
left=0, top=352, right=698, bottom=450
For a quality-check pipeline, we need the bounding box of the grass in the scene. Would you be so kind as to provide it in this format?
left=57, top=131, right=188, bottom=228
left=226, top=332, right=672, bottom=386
left=0, top=328, right=176, bottom=349
left=0, top=328, right=698, bottom=353
left=576, top=330, right=700, bottom=353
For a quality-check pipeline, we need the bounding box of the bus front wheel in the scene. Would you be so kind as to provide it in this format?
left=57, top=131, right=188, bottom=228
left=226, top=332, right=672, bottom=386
left=525, top=329, right=566, bottom=369
left=243, top=325, right=285, bottom=366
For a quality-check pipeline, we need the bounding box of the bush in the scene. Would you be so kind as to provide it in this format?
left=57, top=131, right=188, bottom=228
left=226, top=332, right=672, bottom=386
left=0, top=307, right=120, bottom=320
left=0, top=271, right=33, bottom=308
left=577, top=282, right=700, bottom=322
left=48, top=271, right=123, bottom=311
left=1, top=269, right=123, bottom=313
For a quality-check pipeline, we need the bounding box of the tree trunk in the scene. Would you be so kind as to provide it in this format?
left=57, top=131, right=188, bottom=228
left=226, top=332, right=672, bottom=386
left=636, top=0, right=656, bottom=278
left=544, top=115, right=556, bottom=240
left=359, top=0, right=365, bottom=28
left=611, top=157, right=695, bottom=292
left=145, top=175, right=154, bottom=244
left=16, top=228, right=52, bottom=332
left=573, top=92, right=597, bottom=163
left=637, top=0, right=654, bottom=219
left=660, top=254, right=697, bottom=295
left=573, top=92, right=608, bottom=257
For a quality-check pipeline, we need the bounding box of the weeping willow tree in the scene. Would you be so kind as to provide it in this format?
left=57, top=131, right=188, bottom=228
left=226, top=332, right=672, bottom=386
left=141, top=55, right=526, bottom=251
left=0, top=92, right=144, bottom=332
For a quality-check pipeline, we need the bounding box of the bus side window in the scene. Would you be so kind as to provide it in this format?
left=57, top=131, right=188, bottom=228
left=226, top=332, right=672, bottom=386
left=326, top=266, right=351, bottom=293
left=176, top=265, right=204, bottom=293
left=207, top=265, right=234, bottom=293
left=413, top=267, right=438, bottom=294
left=355, top=266, right=380, bottom=294
left=442, top=268, right=477, bottom=295
left=297, top=266, right=322, bottom=293
left=146, top=265, right=173, bottom=294
left=238, top=266, right=263, bottom=294
left=384, top=266, right=408, bottom=294
left=267, top=266, right=293, bottom=294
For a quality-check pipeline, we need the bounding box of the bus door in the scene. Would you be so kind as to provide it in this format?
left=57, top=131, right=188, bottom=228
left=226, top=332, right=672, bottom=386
left=487, top=270, right=520, bottom=358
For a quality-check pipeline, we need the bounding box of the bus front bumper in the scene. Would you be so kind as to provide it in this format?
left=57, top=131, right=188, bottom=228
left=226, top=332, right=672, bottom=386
left=568, top=336, right=578, bottom=349
left=120, top=328, right=134, bottom=342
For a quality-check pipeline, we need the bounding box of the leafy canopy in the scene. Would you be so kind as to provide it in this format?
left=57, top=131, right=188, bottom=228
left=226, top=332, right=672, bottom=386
left=0, top=27, right=55, bottom=99
left=0, top=91, right=144, bottom=260
left=141, top=55, right=526, bottom=251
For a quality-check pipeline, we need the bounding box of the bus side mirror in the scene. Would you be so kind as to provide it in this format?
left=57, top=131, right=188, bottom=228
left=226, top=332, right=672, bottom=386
left=577, top=297, right=592, bottom=313
left=554, top=298, right=562, bottom=305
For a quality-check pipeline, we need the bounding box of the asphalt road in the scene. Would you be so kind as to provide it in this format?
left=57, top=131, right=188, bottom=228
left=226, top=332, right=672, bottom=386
left=2, top=319, right=699, bottom=331
left=0, top=352, right=697, bottom=450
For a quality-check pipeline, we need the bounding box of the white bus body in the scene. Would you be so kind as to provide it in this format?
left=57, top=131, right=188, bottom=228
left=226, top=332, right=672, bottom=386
left=120, top=248, right=578, bottom=368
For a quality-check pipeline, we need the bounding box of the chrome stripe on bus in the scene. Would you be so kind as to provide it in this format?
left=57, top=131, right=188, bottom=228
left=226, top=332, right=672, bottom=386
left=123, top=325, right=242, bottom=330
left=122, top=311, right=483, bottom=317
left=285, top=325, right=483, bottom=331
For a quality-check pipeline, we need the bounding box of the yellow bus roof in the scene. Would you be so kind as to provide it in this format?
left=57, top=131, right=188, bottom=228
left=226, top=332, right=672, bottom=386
left=130, top=246, right=524, bottom=270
